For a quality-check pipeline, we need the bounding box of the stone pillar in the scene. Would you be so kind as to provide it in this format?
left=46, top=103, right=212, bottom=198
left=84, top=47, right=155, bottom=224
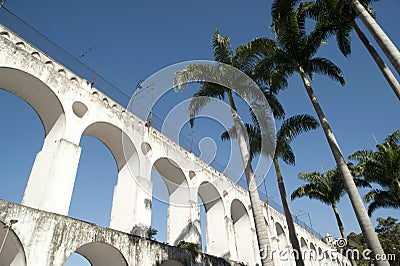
left=21, top=138, right=81, bottom=215
left=166, top=189, right=200, bottom=246
left=226, top=215, right=238, bottom=261
left=110, top=166, right=153, bottom=235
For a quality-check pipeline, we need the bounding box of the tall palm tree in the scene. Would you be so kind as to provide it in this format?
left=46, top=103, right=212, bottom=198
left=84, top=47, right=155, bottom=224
left=302, top=0, right=400, bottom=100
left=349, top=130, right=400, bottom=215
left=292, top=167, right=370, bottom=241
left=173, top=30, right=285, bottom=266
left=292, top=166, right=370, bottom=266
left=223, top=114, right=319, bottom=266
left=349, top=0, right=400, bottom=76
left=234, top=1, right=389, bottom=264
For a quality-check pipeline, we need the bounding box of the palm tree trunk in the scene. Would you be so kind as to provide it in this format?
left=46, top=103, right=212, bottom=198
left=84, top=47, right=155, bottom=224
left=227, top=90, right=274, bottom=266
left=332, top=204, right=358, bottom=266
left=298, top=68, right=390, bottom=266
left=273, top=158, right=305, bottom=266
left=332, top=203, right=347, bottom=239
left=350, top=0, right=400, bottom=75
left=351, top=20, right=400, bottom=100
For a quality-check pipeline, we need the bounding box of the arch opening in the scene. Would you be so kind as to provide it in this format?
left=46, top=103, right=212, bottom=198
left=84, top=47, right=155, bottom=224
left=0, top=67, right=65, bottom=137
left=150, top=157, right=191, bottom=245
left=231, top=199, right=255, bottom=265
left=197, top=181, right=229, bottom=258
left=69, top=122, right=140, bottom=228
left=0, top=221, right=27, bottom=266
left=64, top=242, right=127, bottom=266
left=0, top=90, right=44, bottom=203
left=275, top=222, right=291, bottom=265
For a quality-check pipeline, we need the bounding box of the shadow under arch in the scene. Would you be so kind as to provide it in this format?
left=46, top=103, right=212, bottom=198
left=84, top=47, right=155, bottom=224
left=159, top=259, right=184, bottom=266
left=0, top=67, right=65, bottom=139
left=300, top=237, right=308, bottom=250
left=0, top=221, right=27, bottom=266
left=65, top=241, right=128, bottom=266
left=197, top=181, right=229, bottom=258
left=230, top=199, right=255, bottom=265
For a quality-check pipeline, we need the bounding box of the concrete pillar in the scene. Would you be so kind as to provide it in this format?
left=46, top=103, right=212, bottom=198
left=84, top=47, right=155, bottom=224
left=110, top=166, right=153, bottom=235
left=205, top=204, right=230, bottom=258
left=167, top=200, right=200, bottom=246
left=226, top=215, right=238, bottom=261
left=21, top=138, right=81, bottom=215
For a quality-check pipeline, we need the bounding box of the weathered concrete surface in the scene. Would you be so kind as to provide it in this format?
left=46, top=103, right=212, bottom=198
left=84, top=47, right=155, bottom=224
left=0, top=200, right=243, bottom=266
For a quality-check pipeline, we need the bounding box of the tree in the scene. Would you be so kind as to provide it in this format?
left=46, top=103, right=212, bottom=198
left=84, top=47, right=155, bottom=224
left=173, top=30, right=284, bottom=266
left=292, top=166, right=370, bottom=240
left=349, top=130, right=400, bottom=215
left=146, top=226, right=158, bottom=240
left=302, top=0, right=400, bottom=100
left=349, top=0, right=400, bottom=76
left=223, top=114, right=319, bottom=266
left=234, top=0, right=389, bottom=263
left=348, top=216, right=400, bottom=265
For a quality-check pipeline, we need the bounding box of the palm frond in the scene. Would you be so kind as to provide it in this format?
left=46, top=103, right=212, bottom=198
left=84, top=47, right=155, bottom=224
left=277, top=114, right=319, bottom=146
left=212, top=29, right=233, bottom=64
left=306, top=57, right=345, bottom=85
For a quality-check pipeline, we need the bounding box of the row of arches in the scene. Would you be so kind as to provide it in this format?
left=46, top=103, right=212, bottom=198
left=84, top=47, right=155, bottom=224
left=0, top=38, right=348, bottom=262
left=0, top=66, right=258, bottom=264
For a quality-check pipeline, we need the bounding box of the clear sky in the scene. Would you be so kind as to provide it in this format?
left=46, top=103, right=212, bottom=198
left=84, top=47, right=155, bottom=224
left=0, top=0, right=399, bottom=265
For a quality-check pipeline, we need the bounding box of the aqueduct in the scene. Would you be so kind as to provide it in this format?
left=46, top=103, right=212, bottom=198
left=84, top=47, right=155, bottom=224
left=0, top=23, right=350, bottom=265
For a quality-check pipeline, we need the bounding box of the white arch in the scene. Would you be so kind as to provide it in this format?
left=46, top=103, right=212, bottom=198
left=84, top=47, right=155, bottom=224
left=0, top=67, right=65, bottom=139
left=197, top=181, right=229, bottom=258
left=82, top=121, right=139, bottom=174
left=275, top=222, right=291, bottom=265
left=64, top=241, right=127, bottom=266
left=151, top=157, right=193, bottom=245
left=0, top=221, right=27, bottom=266
left=231, top=199, right=255, bottom=265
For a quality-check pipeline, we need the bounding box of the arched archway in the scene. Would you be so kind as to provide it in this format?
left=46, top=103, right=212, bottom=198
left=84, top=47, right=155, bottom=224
left=64, top=242, right=127, bottom=266
left=231, top=199, right=255, bottom=265
left=275, top=222, right=290, bottom=265
left=0, top=67, right=65, bottom=138
left=151, top=157, right=192, bottom=245
left=197, top=181, right=229, bottom=258
left=0, top=221, right=27, bottom=266
left=300, top=237, right=310, bottom=266
left=0, top=68, right=67, bottom=212
left=310, top=242, right=317, bottom=265
left=0, top=90, right=43, bottom=204
left=69, top=121, right=140, bottom=231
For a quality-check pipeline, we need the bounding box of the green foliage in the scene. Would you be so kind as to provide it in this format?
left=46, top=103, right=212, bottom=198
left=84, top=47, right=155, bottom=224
left=177, top=241, right=201, bottom=255
left=146, top=226, right=158, bottom=240
left=349, top=130, right=400, bottom=215
left=348, top=216, right=400, bottom=265
left=292, top=165, right=371, bottom=205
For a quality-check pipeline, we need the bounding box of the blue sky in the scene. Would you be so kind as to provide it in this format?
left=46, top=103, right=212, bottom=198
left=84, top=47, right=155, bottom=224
left=0, top=0, right=399, bottom=264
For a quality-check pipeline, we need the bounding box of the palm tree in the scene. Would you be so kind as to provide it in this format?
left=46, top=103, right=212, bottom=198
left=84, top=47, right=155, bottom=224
left=223, top=114, right=319, bottom=266
left=349, top=130, right=400, bottom=215
left=349, top=0, right=400, bottom=76
left=234, top=1, right=390, bottom=264
left=292, top=167, right=370, bottom=241
left=302, top=0, right=400, bottom=100
left=173, top=30, right=285, bottom=266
